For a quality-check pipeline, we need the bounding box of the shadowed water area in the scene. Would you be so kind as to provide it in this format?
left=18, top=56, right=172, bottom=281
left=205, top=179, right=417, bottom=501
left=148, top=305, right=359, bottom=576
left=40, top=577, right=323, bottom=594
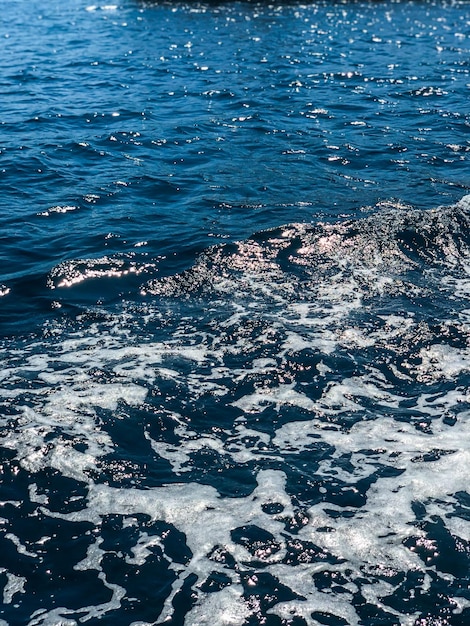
left=0, top=0, right=469, bottom=624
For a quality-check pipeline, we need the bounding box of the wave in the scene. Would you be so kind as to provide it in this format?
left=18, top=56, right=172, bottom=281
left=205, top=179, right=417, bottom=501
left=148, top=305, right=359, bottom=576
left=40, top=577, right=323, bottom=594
left=41, top=194, right=470, bottom=299
left=144, top=194, right=470, bottom=297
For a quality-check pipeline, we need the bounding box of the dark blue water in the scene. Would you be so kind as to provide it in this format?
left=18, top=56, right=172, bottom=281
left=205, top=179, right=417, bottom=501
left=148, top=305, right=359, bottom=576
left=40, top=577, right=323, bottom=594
left=1, top=1, right=470, bottom=624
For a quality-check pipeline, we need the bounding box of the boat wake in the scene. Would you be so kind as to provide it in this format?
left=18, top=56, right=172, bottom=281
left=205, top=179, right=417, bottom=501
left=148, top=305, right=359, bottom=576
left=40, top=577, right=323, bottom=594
left=1, top=196, right=470, bottom=625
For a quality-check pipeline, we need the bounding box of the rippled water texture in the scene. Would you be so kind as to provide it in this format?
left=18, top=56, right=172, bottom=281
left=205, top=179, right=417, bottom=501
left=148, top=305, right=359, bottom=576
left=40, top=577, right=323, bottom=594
left=1, top=1, right=470, bottom=625
left=1, top=0, right=469, bottom=329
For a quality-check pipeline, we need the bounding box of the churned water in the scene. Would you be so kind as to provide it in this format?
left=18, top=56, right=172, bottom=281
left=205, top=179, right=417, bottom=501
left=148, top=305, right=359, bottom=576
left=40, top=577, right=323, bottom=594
left=1, top=0, right=470, bottom=624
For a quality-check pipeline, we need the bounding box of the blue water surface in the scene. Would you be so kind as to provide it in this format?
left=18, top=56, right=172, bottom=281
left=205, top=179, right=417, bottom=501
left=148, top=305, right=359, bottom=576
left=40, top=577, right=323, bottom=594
left=1, top=0, right=469, bottom=331
left=1, top=1, right=470, bottom=625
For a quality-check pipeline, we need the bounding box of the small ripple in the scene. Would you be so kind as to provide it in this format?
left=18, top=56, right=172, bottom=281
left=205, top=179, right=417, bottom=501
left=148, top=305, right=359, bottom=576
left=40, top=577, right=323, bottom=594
left=46, top=255, right=156, bottom=289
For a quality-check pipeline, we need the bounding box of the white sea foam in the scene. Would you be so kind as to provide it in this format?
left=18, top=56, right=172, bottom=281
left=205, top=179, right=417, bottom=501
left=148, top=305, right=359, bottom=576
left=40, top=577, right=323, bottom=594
left=2, top=197, right=470, bottom=623
left=2, top=572, right=26, bottom=604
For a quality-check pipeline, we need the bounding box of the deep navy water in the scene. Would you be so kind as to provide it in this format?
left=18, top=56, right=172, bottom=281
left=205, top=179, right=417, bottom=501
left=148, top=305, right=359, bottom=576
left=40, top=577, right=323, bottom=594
left=1, top=0, right=470, bottom=624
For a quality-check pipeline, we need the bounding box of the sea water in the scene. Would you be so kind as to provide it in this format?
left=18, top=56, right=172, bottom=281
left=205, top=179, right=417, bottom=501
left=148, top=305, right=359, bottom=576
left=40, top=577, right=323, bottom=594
left=0, top=0, right=469, bottom=624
